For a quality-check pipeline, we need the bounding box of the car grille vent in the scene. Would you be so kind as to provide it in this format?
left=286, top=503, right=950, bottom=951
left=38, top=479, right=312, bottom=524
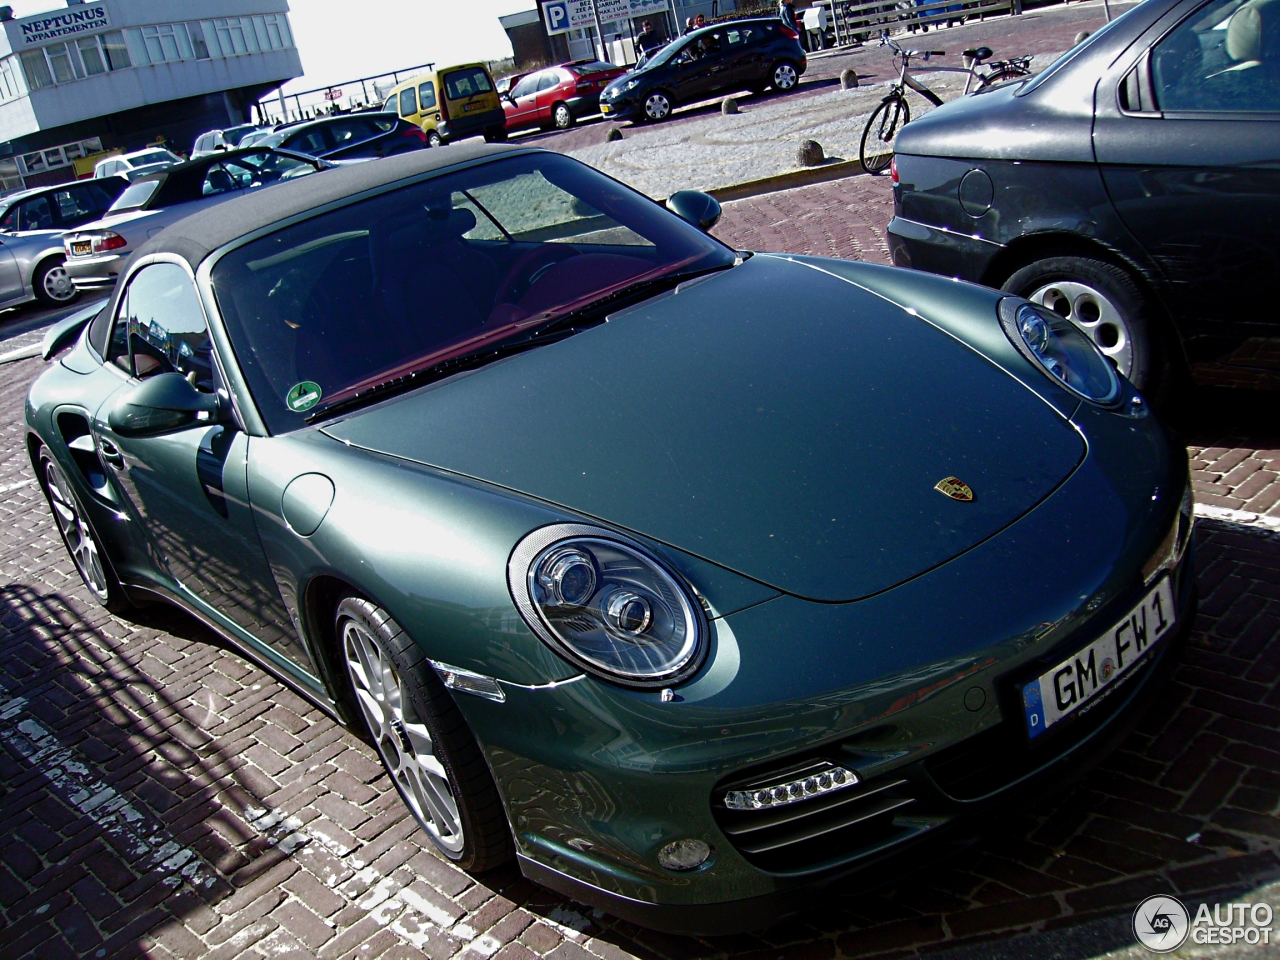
left=713, top=760, right=917, bottom=873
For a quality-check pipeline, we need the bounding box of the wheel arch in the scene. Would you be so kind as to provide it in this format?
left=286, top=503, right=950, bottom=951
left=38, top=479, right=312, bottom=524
left=981, top=231, right=1189, bottom=372
left=300, top=572, right=371, bottom=728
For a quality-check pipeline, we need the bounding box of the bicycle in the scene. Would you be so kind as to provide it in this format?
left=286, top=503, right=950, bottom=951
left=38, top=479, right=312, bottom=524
left=859, top=36, right=1033, bottom=174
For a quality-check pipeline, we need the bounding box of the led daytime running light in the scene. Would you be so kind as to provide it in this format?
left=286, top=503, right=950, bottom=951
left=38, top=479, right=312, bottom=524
left=723, top=765, right=859, bottom=810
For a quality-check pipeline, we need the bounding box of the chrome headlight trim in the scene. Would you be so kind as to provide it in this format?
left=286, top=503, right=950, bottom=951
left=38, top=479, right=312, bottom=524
left=998, top=297, right=1121, bottom=405
left=507, top=523, right=708, bottom=688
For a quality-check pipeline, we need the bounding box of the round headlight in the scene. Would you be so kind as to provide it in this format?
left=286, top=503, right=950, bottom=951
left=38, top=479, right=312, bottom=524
left=508, top=526, right=706, bottom=687
left=998, top=298, right=1120, bottom=404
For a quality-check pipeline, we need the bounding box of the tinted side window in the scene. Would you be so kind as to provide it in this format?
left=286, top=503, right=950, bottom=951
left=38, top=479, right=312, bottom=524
left=19, top=196, right=54, bottom=229
left=87, top=183, right=119, bottom=210
left=0, top=205, right=17, bottom=232
left=285, top=129, right=330, bottom=154
left=327, top=118, right=376, bottom=144
left=511, top=74, right=538, bottom=98
left=54, top=187, right=95, bottom=222
left=536, top=72, right=557, bottom=92
left=202, top=163, right=242, bottom=196
left=419, top=81, right=436, bottom=110
left=1152, top=0, right=1280, bottom=113
left=400, top=86, right=418, bottom=116
left=122, top=263, right=215, bottom=389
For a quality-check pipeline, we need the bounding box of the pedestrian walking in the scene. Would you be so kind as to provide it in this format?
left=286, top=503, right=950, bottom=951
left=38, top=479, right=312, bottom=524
left=779, top=0, right=799, bottom=31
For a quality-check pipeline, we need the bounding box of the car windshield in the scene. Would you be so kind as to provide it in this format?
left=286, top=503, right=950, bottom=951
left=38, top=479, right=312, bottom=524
left=443, top=67, right=493, bottom=99
left=212, top=152, right=736, bottom=433
left=254, top=132, right=287, bottom=149
left=571, top=60, right=616, bottom=75
left=109, top=179, right=160, bottom=211
left=129, top=150, right=179, bottom=166
left=222, top=124, right=260, bottom=146
left=645, top=36, right=698, bottom=68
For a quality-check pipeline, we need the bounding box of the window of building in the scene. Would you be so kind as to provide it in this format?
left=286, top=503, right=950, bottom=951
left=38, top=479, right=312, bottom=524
left=187, top=22, right=210, bottom=59
left=17, top=138, right=103, bottom=177
left=20, top=51, right=53, bottom=90
left=212, top=18, right=253, bottom=56
left=102, top=31, right=131, bottom=70
left=0, top=58, right=23, bottom=102
left=77, top=36, right=106, bottom=75
left=46, top=43, right=81, bottom=83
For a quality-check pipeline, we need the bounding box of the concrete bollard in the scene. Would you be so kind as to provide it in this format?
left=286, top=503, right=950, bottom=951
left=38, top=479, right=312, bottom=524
left=797, top=139, right=825, bottom=167
left=1074, top=30, right=1091, bottom=45
left=722, top=97, right=739, bottom=115
left=840, top=69, right=859, bottom=90
left=606, top=127, right=623, bottom=142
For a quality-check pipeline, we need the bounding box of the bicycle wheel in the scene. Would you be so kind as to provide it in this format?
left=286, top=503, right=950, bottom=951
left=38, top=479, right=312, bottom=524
left=860, top=96, right=910, bottom=174
left=977, top=67, right=1032, bottom=90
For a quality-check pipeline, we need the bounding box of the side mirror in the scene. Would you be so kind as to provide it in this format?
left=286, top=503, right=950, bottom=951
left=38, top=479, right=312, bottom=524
left=665, top=190, right=722, bottom=232
left=108, top=372, right=223, bottom=437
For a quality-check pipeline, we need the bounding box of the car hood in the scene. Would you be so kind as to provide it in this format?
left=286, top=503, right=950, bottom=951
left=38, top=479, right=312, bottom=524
left=324, top=254, right=1084, bottom=602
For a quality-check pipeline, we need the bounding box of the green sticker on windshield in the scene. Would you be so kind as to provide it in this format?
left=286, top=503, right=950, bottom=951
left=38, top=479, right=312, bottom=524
left=287, top=381, right=322, bottom=412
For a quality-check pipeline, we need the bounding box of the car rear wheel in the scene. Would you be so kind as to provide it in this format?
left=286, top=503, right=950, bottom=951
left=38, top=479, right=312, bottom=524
left=427, top=130, right=443, bottom=148
left=552, top=103, right=574, bottom=129
left=34, top=258, right=78, bottom=306
left=643, top=91, right=672, bottom=121
left=336, top=596, right=512, bottom=871
left=38, top=449, right=132, bottom=613
left=1002, top=256, right=1171, bottom=400
left=771, top=62, right=799, bottom=91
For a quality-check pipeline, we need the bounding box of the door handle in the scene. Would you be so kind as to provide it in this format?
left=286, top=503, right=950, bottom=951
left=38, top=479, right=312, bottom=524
left=99, top=437, right=123, bottom=467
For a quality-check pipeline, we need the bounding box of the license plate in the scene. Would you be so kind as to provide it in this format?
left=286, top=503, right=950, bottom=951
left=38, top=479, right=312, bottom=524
left=601, top=103, right=612, bottom=114
left=463, top=102, right=480, bottom=112
left=1022, top=577, right=1175, bottom=738
left=71, top=241, right=91, bottom=256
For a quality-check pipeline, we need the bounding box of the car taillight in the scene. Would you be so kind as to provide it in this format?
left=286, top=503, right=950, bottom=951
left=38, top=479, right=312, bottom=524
left=780, top=24, right=799, bottom=39
left=576, top=80, right=593, bottom=95
left=438, top=97, right=449, bottom=122
left=95, top=233, right=128, bottom=253
left=890, top=156, right=899, bottom=184
left=403, top=126, right=427, bottom=143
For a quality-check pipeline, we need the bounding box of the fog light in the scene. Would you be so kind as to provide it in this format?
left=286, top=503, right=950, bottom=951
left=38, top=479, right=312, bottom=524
left=657, top=838, right=710, bottom=872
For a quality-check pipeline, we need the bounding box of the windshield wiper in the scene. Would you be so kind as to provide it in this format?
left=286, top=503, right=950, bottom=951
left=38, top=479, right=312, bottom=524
left=308, top=261, right=736, bottom=423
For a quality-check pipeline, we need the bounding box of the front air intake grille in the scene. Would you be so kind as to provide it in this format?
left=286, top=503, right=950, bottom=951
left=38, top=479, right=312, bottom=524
left=713, top=761, right=917, bottom=873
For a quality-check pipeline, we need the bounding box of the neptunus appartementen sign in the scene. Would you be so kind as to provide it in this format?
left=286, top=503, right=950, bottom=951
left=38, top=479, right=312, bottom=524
left=16, top=5, right=111, bottom=45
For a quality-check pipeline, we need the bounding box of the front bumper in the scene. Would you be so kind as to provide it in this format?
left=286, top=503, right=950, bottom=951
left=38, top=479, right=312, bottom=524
left=600, top=96, right=640, bottom=120
left=450, top=400, right=1194, bottom=933
left=438, top=107, right=505, bottom=142
left=65, top=252, right=126, bottom=289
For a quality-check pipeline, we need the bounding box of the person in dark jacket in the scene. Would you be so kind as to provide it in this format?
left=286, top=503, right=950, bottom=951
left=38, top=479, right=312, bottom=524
left=779, top=1, right=799, bottom=30
left=637, top=20, right=664, bottom=55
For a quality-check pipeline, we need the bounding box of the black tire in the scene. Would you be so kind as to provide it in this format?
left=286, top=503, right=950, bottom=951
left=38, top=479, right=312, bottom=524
left=978, top=67, right=1031, bottom=90
left=427, top=129, right=443, bottom=148
left=552, top=102, right=574, bottom=130
left=1001, top=255, right=1173, bottom=401
left=770, top=60, right=800, bottom=91
left=860, top=96, right=909, bottom=174
left=33, top=257, right=79, bottom=307
left=37, top=447, right=133, bottom=614
left=642, top=90, right=672, bottom=122
left=335, top=596, right=512, bottom=872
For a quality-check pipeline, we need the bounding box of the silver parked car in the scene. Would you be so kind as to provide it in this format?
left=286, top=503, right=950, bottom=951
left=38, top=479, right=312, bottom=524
left=0, top=230, right=81, bottom=307
left=65, top=147, right=327, bottom=290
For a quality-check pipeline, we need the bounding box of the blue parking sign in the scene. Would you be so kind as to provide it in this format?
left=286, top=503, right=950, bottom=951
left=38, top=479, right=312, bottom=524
left=542, top=0, right=571, bottom=34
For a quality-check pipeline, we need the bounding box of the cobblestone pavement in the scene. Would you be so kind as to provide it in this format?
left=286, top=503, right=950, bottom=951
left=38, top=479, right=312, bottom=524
left=2, top=192, right=1280, bottom=959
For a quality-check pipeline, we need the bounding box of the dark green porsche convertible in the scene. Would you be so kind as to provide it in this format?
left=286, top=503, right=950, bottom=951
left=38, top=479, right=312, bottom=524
left=26, top=144, right=1193, bottom=933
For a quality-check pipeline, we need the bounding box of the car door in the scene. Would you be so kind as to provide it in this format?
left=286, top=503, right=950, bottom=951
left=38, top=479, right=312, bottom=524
left=670, top=37, right=725, bottom=102
left=398, top=83, right=420, bottom=127
left=727, top=25, right=767, bottom=88
left=1094, top=0, right=1280, bottom=369
left=506, top=72, right=541, bottom=128
left=418, top=80, right=440, bottom=129
left=92, top=261, right=314, bottom=673
left=0, top=241, right=24, bottom=301
left=534, top=69, right=562, bottom=123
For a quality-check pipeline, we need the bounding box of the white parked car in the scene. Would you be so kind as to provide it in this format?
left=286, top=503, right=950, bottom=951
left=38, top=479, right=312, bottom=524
left=191, top=124, right=269, bottom=158
left=93, top=148, right=183, bottom=182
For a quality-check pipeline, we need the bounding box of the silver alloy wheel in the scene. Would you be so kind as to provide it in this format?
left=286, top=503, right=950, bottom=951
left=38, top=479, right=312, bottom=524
left=773, top=63, right=798, bottom=90
left=45, top=458, right=109, bottom=601
left=42, top=263, right=76, bottom=302
left=427, top=130, right=443, bottom=147
left=554, top=103, right=572, bottom=128
left=1029, top=280, right=1133, bottom=378
left=644, top=93, right=671, bottom=120
left=342, top=617, right=465, bottom=853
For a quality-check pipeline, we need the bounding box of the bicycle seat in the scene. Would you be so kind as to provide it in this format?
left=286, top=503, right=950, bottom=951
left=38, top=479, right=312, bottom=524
left=963, top=46, right=994, bottom=62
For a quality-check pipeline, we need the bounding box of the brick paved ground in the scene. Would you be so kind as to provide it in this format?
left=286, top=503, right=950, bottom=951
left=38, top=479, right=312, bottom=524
left=1, top=178, right=1279, bottom=958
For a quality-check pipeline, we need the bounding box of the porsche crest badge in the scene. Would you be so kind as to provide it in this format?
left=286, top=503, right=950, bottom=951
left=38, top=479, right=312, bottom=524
left=935, top=477, right=974, bottom=502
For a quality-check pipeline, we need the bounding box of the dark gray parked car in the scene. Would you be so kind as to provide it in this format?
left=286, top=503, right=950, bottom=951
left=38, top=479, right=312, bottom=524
left=887, top=0, right=1280, bottom=401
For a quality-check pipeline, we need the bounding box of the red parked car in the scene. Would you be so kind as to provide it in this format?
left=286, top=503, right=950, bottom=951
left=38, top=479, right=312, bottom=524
left=502, top=60, right=628, bottom=132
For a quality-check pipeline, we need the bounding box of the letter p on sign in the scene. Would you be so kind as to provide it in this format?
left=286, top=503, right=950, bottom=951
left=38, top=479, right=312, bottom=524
left=543, top=0, right=570, bottom=34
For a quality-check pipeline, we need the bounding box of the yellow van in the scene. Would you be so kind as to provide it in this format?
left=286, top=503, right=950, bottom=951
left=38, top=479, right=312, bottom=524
left=385, top=63, right=506, bottom=147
